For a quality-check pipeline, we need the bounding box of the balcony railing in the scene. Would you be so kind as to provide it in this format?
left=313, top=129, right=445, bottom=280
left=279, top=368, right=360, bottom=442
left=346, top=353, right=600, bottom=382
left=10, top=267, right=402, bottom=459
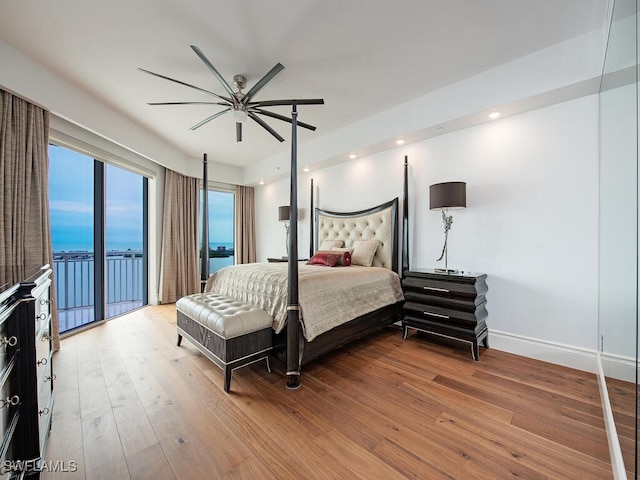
left=53, top=250, right=143, bottom=316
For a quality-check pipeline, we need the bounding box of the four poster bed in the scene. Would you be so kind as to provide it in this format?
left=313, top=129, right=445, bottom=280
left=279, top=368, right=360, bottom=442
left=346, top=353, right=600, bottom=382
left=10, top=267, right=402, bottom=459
left=204, top=195, right=405, bottom=368
left=178, top=102, right=410, bottom=390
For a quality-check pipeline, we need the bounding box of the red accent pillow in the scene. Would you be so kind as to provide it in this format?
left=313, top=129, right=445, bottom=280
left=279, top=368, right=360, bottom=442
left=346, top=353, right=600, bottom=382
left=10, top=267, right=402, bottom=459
left=307, top=252, right=342, bottom=267
left=309, top=250, right=351, bottom=266
left=337, top=251, right=352, bottom=266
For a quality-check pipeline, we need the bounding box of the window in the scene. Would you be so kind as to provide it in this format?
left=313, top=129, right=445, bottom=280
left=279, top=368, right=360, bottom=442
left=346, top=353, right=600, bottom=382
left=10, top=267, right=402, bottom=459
left=49, top=144, right=148, bottom=333
left=200, top=189, right=235, bottom=275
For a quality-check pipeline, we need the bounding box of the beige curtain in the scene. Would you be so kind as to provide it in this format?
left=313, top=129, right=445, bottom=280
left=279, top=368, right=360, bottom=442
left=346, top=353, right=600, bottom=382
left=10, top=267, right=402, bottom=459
left=0, top=89, right=60, bottom=350
left=159, top=169, right=199, bottom=303
left=234, top=185, right=256, bottom=264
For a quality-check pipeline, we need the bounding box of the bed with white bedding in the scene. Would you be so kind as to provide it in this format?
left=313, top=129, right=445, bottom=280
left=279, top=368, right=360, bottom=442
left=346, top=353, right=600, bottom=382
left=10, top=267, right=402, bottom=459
left=205, top=262, right=404, bottom=342
left=178, top=156, right=411, bottom=386
left=202, top=195, right=405, bottom=366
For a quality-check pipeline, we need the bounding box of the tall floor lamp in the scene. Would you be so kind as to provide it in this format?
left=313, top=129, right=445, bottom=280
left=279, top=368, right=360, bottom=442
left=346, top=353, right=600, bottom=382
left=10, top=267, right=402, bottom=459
left=429, top=181, right=466, bottom=274
left=278, top=205, right=290, bottom=258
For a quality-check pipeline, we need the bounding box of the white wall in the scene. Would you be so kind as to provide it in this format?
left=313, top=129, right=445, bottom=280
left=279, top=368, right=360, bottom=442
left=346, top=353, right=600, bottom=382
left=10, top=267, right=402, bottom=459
left=255, top=94, right=600, bottom=361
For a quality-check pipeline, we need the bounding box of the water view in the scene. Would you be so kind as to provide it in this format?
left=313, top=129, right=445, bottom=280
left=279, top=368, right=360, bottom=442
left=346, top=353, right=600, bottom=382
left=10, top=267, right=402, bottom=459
left=50, top=143, right=235, bottom=333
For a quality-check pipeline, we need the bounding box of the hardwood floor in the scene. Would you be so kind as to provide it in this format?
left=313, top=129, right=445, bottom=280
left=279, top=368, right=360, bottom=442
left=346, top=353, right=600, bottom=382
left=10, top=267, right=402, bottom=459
left=42, top=305, right=613, bottom=480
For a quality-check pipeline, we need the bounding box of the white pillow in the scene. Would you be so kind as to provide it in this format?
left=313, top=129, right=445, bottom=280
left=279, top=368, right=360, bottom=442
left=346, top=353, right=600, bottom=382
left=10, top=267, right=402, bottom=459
left=318, top=239, right=344, bottom=250
left=351, top=239, right=379, bottom=267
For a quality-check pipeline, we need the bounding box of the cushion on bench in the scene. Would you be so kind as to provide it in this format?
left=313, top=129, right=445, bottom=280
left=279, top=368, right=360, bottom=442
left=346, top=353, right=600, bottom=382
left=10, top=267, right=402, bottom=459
left=176, top=293, right=272, bottom=339
left=176, top=292, right=273, bottom=392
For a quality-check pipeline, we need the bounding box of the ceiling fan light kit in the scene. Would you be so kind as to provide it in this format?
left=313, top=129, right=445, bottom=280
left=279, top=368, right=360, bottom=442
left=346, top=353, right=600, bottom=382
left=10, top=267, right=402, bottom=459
left=232, top=108, right=248, bottom=124
left=139, top=45, right=323, bottom=142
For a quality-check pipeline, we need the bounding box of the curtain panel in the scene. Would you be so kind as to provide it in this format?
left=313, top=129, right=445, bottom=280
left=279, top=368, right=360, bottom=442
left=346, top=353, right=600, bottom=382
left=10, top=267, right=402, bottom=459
left=234, top=185, right=256, bottom=264
left=0, top=89, right=60, bottom=350
left=159, top=169, right=199, bottom=303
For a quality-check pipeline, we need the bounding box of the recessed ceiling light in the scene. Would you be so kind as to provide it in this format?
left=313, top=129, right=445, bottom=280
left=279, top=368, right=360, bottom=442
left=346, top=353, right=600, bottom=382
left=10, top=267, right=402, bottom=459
left=259, top=180, right=264, bottom=185
left=396, top=139, right=405, bottom=145
left=349, top=154, right=357, bottom=159
left=303, top=166, right=310, bottom=172
left=489, top=111, right=501, bottom=120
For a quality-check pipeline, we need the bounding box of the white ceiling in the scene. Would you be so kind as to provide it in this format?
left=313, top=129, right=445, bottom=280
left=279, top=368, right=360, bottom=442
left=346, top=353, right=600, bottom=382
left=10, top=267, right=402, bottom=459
left=0, top=0, right=610, bottom=168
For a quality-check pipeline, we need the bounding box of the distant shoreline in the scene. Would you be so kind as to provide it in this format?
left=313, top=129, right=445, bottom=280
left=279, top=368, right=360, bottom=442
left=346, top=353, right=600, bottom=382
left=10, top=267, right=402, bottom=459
left=53, top=247, right=235, bottom=259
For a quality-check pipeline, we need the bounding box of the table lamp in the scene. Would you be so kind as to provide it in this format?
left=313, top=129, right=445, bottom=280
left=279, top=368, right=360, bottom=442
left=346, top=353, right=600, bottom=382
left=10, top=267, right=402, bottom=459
left=278, top=205, right=290, bottom=258
left=429, top=182, right=466, bottom=274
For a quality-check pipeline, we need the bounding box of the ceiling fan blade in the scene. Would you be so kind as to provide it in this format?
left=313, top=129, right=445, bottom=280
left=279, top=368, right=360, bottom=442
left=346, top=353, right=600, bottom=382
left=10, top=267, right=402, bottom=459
left=248, top=112, right=285, bottom=142
left=190, top=45, right=236, bottom=99
left=248, top=98, right=325, bottom=107
left=236, top=123, right=242, bottom=142
left=138, top=68, right=231, bottom=102
left=243, top=63, right=285, bottom=104
left=148, top=101, right=229, bottom=106
left=252, top=108, right=316, bottom=131
left=189, top=107, right=231, bottom=130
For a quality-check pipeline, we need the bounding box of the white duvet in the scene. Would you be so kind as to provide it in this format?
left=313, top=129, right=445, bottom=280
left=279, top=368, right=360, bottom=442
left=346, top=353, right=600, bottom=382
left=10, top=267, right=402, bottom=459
left=204, top=262, right=404, bottom=341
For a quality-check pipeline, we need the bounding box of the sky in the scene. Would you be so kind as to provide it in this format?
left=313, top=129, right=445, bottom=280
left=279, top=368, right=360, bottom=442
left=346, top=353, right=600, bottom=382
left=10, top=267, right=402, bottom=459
left=49, top=144, right=234, bottom=252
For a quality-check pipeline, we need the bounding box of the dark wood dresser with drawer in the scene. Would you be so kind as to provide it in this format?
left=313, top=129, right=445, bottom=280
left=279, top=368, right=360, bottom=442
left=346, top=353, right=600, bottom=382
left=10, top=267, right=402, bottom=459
left=0, top=264, right=53, bottom=478
left=402, top=269, right=488, bottom=360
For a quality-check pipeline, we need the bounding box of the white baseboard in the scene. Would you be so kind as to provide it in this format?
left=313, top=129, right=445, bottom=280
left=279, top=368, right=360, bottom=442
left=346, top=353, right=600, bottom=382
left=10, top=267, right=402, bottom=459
left=600, top=351, right=637, bottom=383
left=489, top=329, right=598, bottom=374
left=490, top=329, right=635, bottom=383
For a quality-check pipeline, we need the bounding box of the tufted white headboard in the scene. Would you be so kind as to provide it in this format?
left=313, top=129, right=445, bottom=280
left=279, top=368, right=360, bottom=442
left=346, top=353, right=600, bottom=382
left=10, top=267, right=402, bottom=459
left=314, top=198, right=399, bottom=272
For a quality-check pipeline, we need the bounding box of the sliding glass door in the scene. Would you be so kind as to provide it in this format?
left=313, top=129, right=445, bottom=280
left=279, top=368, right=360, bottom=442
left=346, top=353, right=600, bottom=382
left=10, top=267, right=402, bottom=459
left=49, top=145, right=95, bottom=332
left=49, top=145, right=148, bottom=332
left=105, top=164, right=147, bottom=318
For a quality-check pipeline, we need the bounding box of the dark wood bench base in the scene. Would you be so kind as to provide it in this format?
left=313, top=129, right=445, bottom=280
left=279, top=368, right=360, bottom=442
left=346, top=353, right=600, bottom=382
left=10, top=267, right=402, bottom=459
left=177, top=310, right=272, bottom=392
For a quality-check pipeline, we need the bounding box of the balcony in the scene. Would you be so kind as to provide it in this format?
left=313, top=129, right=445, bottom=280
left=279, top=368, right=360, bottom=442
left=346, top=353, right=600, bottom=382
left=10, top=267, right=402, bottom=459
left=53, top=251, right=144, bottom=333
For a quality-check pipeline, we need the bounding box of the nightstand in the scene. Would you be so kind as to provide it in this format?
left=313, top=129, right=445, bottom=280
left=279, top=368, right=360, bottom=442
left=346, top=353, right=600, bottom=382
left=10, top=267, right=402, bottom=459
left=267, top=257, right=289, bottom=263
left=401, top=269, right=488, bottom=360
left=267, top=257, right=309, bottom=263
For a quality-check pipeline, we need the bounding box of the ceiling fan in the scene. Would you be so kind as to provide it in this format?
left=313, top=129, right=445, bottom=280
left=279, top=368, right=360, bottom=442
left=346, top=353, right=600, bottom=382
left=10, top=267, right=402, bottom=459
left=138, top=45, right=324, bottom=142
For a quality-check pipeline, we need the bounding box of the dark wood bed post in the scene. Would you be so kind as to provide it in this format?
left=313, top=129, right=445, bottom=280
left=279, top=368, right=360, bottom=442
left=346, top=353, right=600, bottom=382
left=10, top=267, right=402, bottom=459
left=200, top=153, right=209, bottom=292
left=402, top=156, right=409, bottom=277
left=286, top=102, right=301, bottom=389
left=309, top=178, right=314, bottom=259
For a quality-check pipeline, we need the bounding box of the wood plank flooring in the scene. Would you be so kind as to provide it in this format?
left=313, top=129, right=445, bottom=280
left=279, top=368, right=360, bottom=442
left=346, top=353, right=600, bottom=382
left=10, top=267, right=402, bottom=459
left=42, top=305, right=613, bottom=480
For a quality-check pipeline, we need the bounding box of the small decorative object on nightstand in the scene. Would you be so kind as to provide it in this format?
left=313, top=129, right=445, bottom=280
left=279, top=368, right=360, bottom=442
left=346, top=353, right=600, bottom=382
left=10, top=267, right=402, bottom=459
left=402, top=269, right=488, bottom=360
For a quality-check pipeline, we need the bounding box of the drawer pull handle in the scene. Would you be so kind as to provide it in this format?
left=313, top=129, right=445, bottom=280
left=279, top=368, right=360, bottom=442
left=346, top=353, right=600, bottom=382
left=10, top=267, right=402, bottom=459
left=423, top=286, right=449, bottom=293
left=0, top=395, right=20, bottom=408
left=37, top=313, right=47, bottom=321
left=44, top=374, right=56, bottom=383
left=0, top=336, right=17, bottom=348
left=423, top=311, right=449, bottom=319
left=39, top=299, right=50, bottom=305
left=39, top=407, right=50, bottom=416
left=42, top=333, right=52, bottom=342
left=37, top=357, right=48, bottom=366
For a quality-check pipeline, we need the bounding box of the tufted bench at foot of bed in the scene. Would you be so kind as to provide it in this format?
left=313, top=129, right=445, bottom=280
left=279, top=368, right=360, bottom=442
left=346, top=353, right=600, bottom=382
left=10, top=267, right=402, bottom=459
left=176, top=293, right=273, bottom=392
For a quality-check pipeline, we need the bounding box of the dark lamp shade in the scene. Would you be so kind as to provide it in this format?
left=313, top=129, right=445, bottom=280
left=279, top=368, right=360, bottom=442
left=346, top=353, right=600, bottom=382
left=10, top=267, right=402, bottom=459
left=429, top=182, right=466, bottom=210
left=278, top=205, right=290, bottom=222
